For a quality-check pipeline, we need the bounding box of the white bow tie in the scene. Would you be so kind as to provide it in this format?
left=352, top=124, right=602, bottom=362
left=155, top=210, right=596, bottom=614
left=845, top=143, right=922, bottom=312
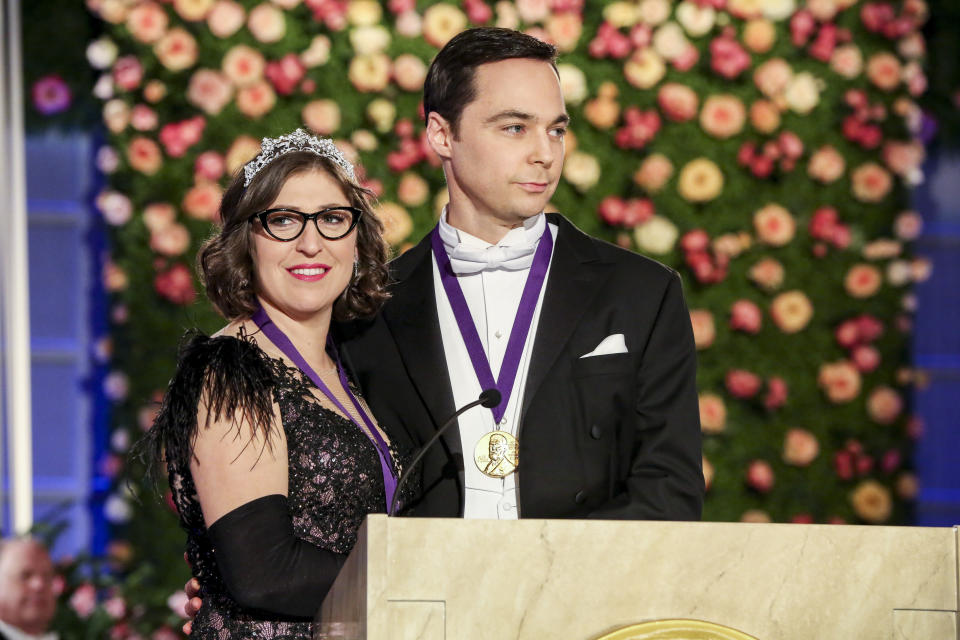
left=438, top=211, right=546, bottom=275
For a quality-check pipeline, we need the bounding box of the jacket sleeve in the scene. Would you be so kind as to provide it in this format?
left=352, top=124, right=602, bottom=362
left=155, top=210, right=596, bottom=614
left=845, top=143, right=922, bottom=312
left=588, top=272, right=705, bottom=521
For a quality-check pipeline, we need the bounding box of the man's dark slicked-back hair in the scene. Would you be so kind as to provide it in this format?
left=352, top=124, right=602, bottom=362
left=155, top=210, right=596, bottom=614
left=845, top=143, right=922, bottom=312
left=423, top=27, right=558, bottom=136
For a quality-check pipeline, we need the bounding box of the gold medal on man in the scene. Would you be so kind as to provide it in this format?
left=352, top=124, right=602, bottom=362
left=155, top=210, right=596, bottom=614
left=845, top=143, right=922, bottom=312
left=474, top=430, right=519, bottom=478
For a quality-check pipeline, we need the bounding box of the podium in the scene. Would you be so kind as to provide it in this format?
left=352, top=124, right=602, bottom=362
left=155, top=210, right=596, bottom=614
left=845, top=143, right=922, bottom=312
left=318, top=515, right=958, bottom=639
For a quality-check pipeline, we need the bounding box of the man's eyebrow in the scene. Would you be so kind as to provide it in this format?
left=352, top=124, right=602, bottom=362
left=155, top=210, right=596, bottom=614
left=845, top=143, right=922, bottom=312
left=484, top=110, right=572, bottom=125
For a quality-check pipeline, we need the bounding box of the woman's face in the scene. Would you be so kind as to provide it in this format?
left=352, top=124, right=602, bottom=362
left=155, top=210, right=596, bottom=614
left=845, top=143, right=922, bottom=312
left=250, top=168, right=358, bottom=323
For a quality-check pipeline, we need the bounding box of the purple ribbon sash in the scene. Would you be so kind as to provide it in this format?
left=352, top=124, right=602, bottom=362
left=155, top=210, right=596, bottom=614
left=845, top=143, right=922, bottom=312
left=430, top=224, right=554, bottom=424
left=251, top=305, right=397, bottom=512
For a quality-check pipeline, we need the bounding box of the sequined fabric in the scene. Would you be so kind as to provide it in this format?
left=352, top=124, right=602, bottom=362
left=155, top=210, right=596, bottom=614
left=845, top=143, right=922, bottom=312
left=164, top=333, right=401, bottom=640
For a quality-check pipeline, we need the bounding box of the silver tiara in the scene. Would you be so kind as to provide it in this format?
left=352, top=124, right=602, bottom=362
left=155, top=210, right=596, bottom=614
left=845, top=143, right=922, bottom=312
left=243, top=128, right=355, bottom=187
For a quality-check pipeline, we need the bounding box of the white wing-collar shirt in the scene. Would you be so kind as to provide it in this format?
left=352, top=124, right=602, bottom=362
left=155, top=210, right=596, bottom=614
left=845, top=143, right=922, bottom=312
left=432, top=210, right=557, bottom=519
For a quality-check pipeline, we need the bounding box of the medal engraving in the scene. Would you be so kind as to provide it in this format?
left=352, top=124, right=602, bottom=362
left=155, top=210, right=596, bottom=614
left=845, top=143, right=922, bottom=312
left=474, top=431, right=519, bottom=478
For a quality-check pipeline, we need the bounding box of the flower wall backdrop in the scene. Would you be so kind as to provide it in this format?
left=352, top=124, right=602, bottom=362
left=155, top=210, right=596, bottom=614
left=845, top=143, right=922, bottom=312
left=77, top=0, right=933, bottom=634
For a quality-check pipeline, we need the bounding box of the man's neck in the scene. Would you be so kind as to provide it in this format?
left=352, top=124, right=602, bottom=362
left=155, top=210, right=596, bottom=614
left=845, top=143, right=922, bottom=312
left=0, top=618, right=54, bottom=640
left=445, top=206, right=536, bottom=245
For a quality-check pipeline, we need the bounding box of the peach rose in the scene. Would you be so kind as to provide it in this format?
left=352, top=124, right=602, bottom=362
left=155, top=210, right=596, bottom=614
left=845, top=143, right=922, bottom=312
left=830, top=44, right=863, bottom=79
left=393, top=54, right=427, bottom=92
left=220, top=44, right=267, bottom=87
left=633, top=153, right=673, bottom=193
left=896, top=473, right=918, bottom=500
left=225, top=135, right=261, bottom=174
left=351, top=129, right=378, bottom=152
left=557, top=64, right=588, bottom=107
left=346, top=0, right=381, bottom=26
left=742, top=18, right=775, bottom=53
left=818, top=360, right=861, bottom=403
left=851, top=163, right=893, bottom=203
left=867, top=386, right=903, bottom=425
left=676, top=1, right=716, bottom=37
left=863, top=239, right=902, bottom=261
left=678, top=158, right=723, bottom=202
left=187, top=69, right=233, bottom=115
left=808, top=145, right=846, bottom=183
left=143, top=202, right=176, bottom=232
left=740, top=509, right=771, bottom=523
left=746, top=459, right=774, bottom=493
left=563, top=151, right=601, bottom=192
left=783, top=428, right=819, bottom=467
left=143, top=80, right=167, bottom=103
left=173, top=0, right=214, bottom=22
left=749, top=99, right=780, bottom=134
left=103, top=261, right=128, bottom=291
left=350, top=25, right=391, bottom=55
left=699, top=393, right=726, bottom=434
left=657, top=83, right=699, bottom=123
left=182, top=182, right=222, bottom=221
left=423, top=4, right=467, bottom=48
left=366, top=98, right=396, bottom=133
left=770, top=290, right=813, bottom=333
left=127, top=136, right=163, bottom=175
left=126, top=1, right=168, bottom=44
left=396, top=9, right=423, bottom=37
left=866, top=52, right=902, bottom=92
left=301, top=35, right=331, bottom=68
left=748, top=257, right=784, bottom=292
left=584, top=95, right=620, bottom=130
left=207, top=0, right=245, bottom=38
left=103, top=99, right=130, bottom=133
left=633, top=216, right=678, bottom=255
left=302, top=99, right=341, bottom=135
left=784, top=71, right=821, bottom=114
left=702, top=456, right=715, bottom=491
left=807, top=0, right=838, bottom=21
left=754, top=58, right=792, bottom=98
left=236, top=81, right=276, bottom=119
left=154, top=27, right=198, bottom=72
left=753, top=203, right=795, bottom=246
left=375, top=202, right=413, bottom=246
left=517, top=0, right=551, bottom=23
left=850, top=480, right=892, bottom=524
left=689, top=309, right=716, bottom=350
left=700, top=94, right=747, bottom=140
left=624, top=49, right=666, bottom=90
left=349, top=53, right=391, bottom=93
left=898, top=32, right=926, bottom=60
left=247, top=3, right=285, bottom=43
left=150, top=222, right=190, bottom=257
left=638, top=0, right=672, bottom=25
left=397, top=173, right=429, bottom=207
left=546, top=12, right=582, bottom=53
left=883, top=140, right=925, bottom=178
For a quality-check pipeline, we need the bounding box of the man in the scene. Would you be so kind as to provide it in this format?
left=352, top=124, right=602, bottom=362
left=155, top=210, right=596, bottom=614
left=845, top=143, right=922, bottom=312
left=339, top=27, right=704, bottom=520
left=0, top=538, right=57, bottom=640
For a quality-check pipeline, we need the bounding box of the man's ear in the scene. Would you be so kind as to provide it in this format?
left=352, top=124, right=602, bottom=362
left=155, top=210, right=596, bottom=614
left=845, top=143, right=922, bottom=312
left=425, top=112, right=454, bottom=160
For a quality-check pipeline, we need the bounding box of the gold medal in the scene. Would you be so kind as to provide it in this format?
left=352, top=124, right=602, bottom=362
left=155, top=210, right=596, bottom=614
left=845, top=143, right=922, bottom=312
left=474, top=431, right=519, bottom=478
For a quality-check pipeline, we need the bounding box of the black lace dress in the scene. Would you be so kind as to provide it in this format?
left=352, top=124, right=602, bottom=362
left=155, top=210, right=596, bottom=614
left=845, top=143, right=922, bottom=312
left=153, top=331, right=403, bottom=640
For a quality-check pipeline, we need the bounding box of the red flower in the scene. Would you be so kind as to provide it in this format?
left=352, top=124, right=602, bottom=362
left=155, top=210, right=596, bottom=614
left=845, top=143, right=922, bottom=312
left=855, top=314, right=884, bottom=342
left=159, top=116, right=205, bottom=158
left=860, top=2, right=895, bottom=34
left=808, top=23, right=838, bottom=62
left=790, top=9, right=816, bottom=46
left=154, top=263, right=197, bottom=305
left=614, top=107, right=661, bottom=150
left=729, top=299, right=762, bottom=334
left=464, top=0, right=492, bottom=24
left=265, top=54, right=307, bottom=96
left=764, top=376, right=788, bottom=410
left=305, top=0, right=349, bottom=30
left=833, top=450, right=854, bottom=480
left=709, top=35, right=750, bottom=80
left=680, top=229, right=710, bottom=253
left=112, top=55, right=144, bottom=91
left=725, top=369, right=762, bottom=399
left=388, top=0, right=415, bottom=13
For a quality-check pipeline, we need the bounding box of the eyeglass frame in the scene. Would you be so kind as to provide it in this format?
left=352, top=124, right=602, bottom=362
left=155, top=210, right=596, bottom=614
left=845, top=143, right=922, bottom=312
left=248, top=206, right=364, bottom=242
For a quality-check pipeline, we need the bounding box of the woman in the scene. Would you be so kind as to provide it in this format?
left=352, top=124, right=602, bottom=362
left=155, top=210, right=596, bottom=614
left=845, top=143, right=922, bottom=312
left=145, top=129, right=403, bottom=639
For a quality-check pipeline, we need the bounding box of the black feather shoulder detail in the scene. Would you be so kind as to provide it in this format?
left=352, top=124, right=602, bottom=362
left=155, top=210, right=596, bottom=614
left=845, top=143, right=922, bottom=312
left=142, top=329, right=278, bottom=482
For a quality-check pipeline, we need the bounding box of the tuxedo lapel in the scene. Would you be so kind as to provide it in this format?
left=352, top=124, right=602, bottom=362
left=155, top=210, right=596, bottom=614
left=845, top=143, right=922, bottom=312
left=521, top=214, right=613, bottom=423
left=382, top=237, right=458, bottom=439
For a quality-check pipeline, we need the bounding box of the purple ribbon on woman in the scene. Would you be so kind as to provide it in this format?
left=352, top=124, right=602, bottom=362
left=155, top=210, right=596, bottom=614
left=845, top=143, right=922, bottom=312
left=430, top=224, right=554, bottom=424
left=251, top=304, right=398, bottom=512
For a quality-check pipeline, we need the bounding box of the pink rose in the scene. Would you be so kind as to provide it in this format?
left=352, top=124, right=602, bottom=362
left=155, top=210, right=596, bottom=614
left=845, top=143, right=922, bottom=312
left=746, top=460, right=774, bottom=493
left=302, top=99, right=341, bottom=135
left=831, top=44, right=863, bottom=79
left=851, top=345, right=881, bottom=372
left=194, top=151, right=225, bottom=181
left=127, top=136, right=163, bottom=175
left=867, top=386, right=903, bottom=424
left=689, top=309, right=716, bottom=350
left=150, top=223, right=190, bottom=257
left=70, top=583, right=98, bottom=618
left=155, top=263, right=197, bottom=305
left=700, top=94, right=745, bottom=139
left=749, top=99, right=780, bottom=134
left=894, top=210, right=922, bottom=240
left=709, top=34, right=750, bottom=79
left=159, top=116, right=205, bottom=158
left=882, top=140, right=924, bottom=177
left=699, top=393, right=726, bottom=434
left=143, top=203, right=176, bottom=232
left=130, top=104, right=158, bottom=131
left=614, top=107, right=661, bottom=150
left=764, top=376, right=788, bottom=410
left=126, top=1, right=168, bottom=43
left=633, top=153, right=673, bottom=193
left=187, top=69, right=233, bottom=115
left=754, top=58, right=792, bottom=98
left=103, top=595, right=127, bottom=619
left=167, top=590, right=189, bottom=618
left=265, top=53, right=306, bottom=96
left=783, top=428, right=819, bottom=466
left=222, top=45, right=266, bottom=87
left=207, top=0, right=246, bottom=38
left=657, top=83, right=699, bottom=122
left=112, top=55, right=144, bottom=91
left=729, top=299, right=762, bottom=334
left=32, top=75, right=71, bottom=115
left=545, top=12, right=583, bottom=53
left=247, top=3, right=286, bottom=43
left=393, top=53, right=428, bottom=92
left=725, top=369, right=762, bottom=399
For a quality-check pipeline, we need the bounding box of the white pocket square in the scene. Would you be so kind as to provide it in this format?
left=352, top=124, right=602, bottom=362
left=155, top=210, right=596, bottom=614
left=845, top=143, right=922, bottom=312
left=580, top=333, right=627, bottom=358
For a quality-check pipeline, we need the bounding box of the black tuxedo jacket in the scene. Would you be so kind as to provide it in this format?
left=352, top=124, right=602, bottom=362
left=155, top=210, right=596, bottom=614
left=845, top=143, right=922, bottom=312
left=339, top=213, right=704, bottom=520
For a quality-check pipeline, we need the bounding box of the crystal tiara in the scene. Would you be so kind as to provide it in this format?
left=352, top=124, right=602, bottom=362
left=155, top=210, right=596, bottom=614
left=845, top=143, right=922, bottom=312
left=243, top=128, right=356, bottom=187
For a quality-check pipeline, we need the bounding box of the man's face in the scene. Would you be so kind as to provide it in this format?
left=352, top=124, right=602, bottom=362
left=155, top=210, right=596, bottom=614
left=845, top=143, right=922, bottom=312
left=434, top=57, right=568, bottom=230
left=0, top=540, right=57, bottom=635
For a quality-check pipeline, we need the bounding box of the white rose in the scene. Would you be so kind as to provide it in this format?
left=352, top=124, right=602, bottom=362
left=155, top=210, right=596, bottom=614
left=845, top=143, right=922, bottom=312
left=93, top=73, right=114, bottom=100
left=603, top=2, right=639, bottom=28
left=563, top=151, right=601, bottom=192
left=105, top=494, right=132, bottom=523
left=350, top=25, right=391, bottom=55
left=557, top=64, right=588, bottom=106
left=761, top=0, right=796, bottom=21
left=638, top=0, right=671, bottom=25
left=634, top=215, right=678, bottom=254
left=87, top=37, right=119, bottom=69
left=784, top=71, right=821, bottom=114
left=886, top=260, right=912, bottom=286
left=675, top=1, right=716, bottom=37
left=653, top=22, right=689, bottom=61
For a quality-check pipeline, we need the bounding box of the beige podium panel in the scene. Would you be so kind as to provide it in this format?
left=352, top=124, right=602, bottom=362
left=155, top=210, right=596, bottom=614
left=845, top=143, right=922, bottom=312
left=318, top=516, right=959, bottom=640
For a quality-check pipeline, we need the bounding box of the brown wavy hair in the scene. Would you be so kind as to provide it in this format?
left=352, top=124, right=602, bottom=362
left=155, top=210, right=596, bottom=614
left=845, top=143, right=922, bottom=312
left=198, top=150, right=389, bottom=321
